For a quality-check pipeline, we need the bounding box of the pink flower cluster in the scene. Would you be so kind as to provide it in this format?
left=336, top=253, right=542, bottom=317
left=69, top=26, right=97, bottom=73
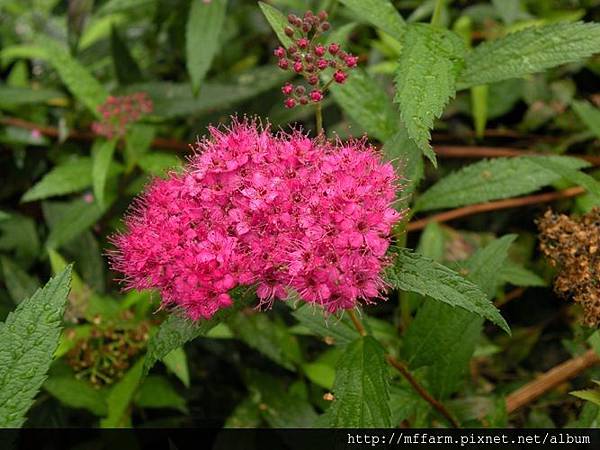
left=275, top=10, right=358, bottom=108
left=91, top=93, right=153, bottom=139
left=111, top=119, right=400, bottom=320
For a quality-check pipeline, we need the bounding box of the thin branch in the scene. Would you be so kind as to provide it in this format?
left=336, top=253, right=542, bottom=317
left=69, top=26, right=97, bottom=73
left=407, top=187, right=585, bottom=232
left=386, top=355, right=461, bottom=428
left=506, top=349, right=600, bottom=414
left=434, top=145, right=600, bottom=166
left=496, top=287, right=526, bottom=307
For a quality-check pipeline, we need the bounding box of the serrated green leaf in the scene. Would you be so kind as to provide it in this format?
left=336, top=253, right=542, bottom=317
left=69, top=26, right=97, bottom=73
left=403, top=236, right=515, bottom=398
left=110, top=26, right=143, bottom=85
left=229, top=313, right=302, bottom=371
left=458, top=22, right=600, bottom=89
left=339, top=0, right=405, bottom=41
left=529, top=157, right=600, bottom=204
left=44, top=372, right=108, bottom=416
left=0, top=266, right=72, bottom=427
left=92, top=139, right=117, bottom=208
left=386, top=249, right=509, bottom=333
left=100, top=358, right=144, bottom=428
left=0, top=256, right=39, bottom=304
left=325, top=336, right=391, bottom=427
left=45, top=200, right=106, bottom=250
left=134, top=375, right=187, bottom=413
left=143, top=294, right=253, bottom=375
left=414, top=156, right=590, bottom=212
left=258, top=2, right=294, bottom=48
left=36, top=39, right=108, bottom=116
left=123, top=66, right=291, bottom=119
left=186, top=0, right=227, bottom=93
left=22, top=158, right=93, bottom=202
left=571, top=385, right=600, bottom=406
left=572, top=100, right=600, bottom=139
left=329, top=69, right=399, bottom=142
left=161, top=347, right=190, bottom=387
left=499, top=263, right=547, bottom=287
left=394, top=24, right=466, bottom=166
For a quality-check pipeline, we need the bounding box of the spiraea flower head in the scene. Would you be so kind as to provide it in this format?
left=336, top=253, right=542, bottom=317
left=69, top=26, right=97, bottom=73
left=91, top=92, right=153, bottom=139
left=274, top=10, right=358, bottom=108
left=110, top=118, right=401, bottom=320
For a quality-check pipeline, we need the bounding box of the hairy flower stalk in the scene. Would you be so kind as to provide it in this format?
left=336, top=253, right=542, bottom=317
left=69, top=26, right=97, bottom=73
left=111, top=119, right=401, bottom=320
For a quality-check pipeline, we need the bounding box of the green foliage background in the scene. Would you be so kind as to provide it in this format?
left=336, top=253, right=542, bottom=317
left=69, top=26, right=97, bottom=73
left=1, top=0, right=600, bottom=430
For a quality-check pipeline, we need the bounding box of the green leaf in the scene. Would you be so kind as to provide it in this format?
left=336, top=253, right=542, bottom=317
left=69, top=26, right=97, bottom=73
left=258, top=2, right=294, bottom=48
left=110, top=26, right=143, bottom=85
left=125, top=124, right=155, bottom=171
left=123, top=67, right=291, bottom=119
left=224, top=397, right=262, bottom=428
left=0, top=214, right=40, bottom=268
left=571, top=382, right=600, bottom=407
left=137, top=152, right=181, bottom=176
left=229, top=313, right=302, bottom=371
left=458, top=22, right=600, bottom=89
left=186, top=0, right=227, bottom=93
left=572, top=100, right=600, bottom=139
left=134, top=375, right=187, bottom=412
left=386, top=249, right=509, bottom=333
left=0, top=256, right=39, bottom=304
left=22, top=158, right=93, bottom=202
left=381, top=124, right=424, bottom=200
left=499, top=263, right=547, bottom=287
left=403, top=236, right=515, bottom=398
left=36, top=39, right=108, bottom=116
left=44, top=372, right=108, bottom=416
left=99, top=0, right=157, bottom=15
left=329, top=69, right=399, bottom=142
left=0, top=266, right=72, bottom=427
left=246, top=371, right=317, bottom=427
left=45, top=200, right=106, bottom=250
left=161, top=347, right=190, bottom=387
left=339, top=0, right=405, bottom=41
left=0, top=86, right=67, bottom=109
left=394, top=24, right=466, bottom=166
left=292, top=304, right=359, bottom=345
left=92, top=139, right=117, bottom=208
left=414, top=156, right=589, bottom=212
left=528, top=157, right=600, bottom=203
left=100, top=358, right=144, bottom=428
left=325, top=336, right=391, bottom=427
left=143, top=294, right=253, bottom=375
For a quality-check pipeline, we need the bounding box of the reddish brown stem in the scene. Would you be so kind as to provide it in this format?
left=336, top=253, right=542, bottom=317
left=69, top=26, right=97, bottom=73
left=386, top=355, right=461, bottom=428
left=506, top=349, right=600, bottom=414
left=407, top=187, right=585, bottom=232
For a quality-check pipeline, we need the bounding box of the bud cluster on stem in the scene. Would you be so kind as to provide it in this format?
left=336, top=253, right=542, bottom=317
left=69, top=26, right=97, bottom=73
left=274, top=10, right=358, bottom=109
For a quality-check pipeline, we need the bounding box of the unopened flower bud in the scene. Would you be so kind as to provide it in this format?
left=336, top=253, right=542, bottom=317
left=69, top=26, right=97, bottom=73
left=302, top=21, right=311, bottom=33
left=328, top=43, right=340, bottom=55
left=333, top=70, right=347, bottom=83
left=274, top=46, right=286, bottom=58
left=305, top=54, right=314, bottom=63
left=318, top=11, right=328, bottom=21
left=284, top=98, right=296, bottom=108
left=288, top=14, right=298, bottom=25
left=278, top=59, right=289, bottom=70
left=284, top=26, right=294, bottom=37
left=305, top=63, right=315, bottom=73
left=297, top=37, right=309, bottom=49
left=310, top=90, right=323, bottom=102
left=308, top=75, right=318, bottom=85
left=345, top=55, right=358, bottom=68
left=317, top=58, right=329, bottom=70
left=287, top=45, right=298, bottom=54
left=314, top=45, right=325, bottom=57
left=295, top=85, right=306, bottom=95
left=320, top=22, right=330, bottom=31
left=299, top=96, right=309, bottom=105
left=281, top=83, right=294, bottom=95
left=293, top=61, right=303, bottom=73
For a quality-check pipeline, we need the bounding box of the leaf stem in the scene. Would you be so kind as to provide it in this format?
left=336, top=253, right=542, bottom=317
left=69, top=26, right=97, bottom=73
left=315, top=102, right=323, bottom=136
left=347, top=309, right=367, bottom=336
left=386, top=354, right=460, bottom=428
left=431, top=0, right=446, bottom=27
